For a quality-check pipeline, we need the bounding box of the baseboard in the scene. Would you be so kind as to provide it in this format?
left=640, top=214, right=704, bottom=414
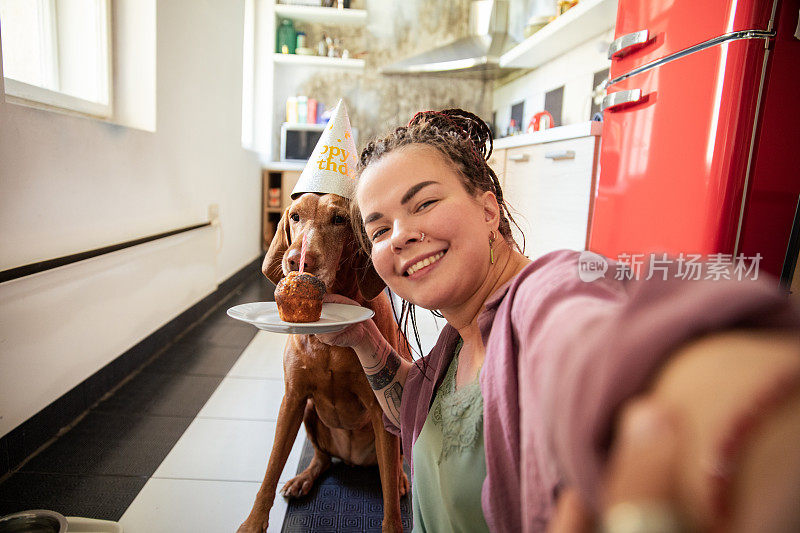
left=0, top=256, right=262, bottom=480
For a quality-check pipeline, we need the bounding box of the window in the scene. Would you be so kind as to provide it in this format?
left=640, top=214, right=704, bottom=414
left=0, top=0, right=112, bottom=117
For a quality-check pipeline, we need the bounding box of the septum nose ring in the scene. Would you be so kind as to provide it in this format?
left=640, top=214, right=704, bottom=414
left=420, top=232, right=426, bottom=242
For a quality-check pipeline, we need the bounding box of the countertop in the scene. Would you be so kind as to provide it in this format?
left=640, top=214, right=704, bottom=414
left=493, top=121, right=602, bottom=150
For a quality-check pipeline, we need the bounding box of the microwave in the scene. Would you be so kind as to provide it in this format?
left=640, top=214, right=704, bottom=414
left=280, top=123, right=358, bottom=162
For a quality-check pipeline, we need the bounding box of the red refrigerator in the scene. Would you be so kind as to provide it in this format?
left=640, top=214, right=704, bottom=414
left=588, top=0, right=800, bottom=281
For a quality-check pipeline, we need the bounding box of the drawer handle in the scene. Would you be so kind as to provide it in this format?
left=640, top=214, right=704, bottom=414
left=545, top=150, right=575, bottom=160
left=508, top=154, right=530, bottom=162
left=608, top=29, right=650, bottom=59
left=601, top=89, right=644, bottom=112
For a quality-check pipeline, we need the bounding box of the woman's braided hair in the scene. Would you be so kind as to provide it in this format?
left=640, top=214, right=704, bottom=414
left=350, top=108, right=524, bottom=364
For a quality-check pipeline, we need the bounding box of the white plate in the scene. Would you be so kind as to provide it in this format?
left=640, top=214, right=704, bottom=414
left=66, top=517, right=123, bottom=533
left=227, top=302, right=374, bottom=334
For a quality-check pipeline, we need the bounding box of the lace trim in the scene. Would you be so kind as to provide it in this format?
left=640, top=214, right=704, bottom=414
left=430, top=339, right=484, bottom=464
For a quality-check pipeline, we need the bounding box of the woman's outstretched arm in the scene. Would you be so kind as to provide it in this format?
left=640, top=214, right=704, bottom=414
left=548, top=331, right=800, bottom=533
left=316, top=295, right=413, bottom=428
left=497, top=250, right=800, bottom=530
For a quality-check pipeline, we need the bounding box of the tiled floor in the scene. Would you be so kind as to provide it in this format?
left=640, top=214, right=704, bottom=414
left=0, top=271, right=446, bottom=532
left=120, top=329, right=306, bottom=533
left=0, top=272, right=294, bottom=531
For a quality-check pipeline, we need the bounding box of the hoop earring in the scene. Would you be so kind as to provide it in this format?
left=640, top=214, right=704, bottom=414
left=489, top=230, right=496, bottom=265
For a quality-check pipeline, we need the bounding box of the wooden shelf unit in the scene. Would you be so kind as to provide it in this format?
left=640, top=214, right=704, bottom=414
left=261, top=168, right=304, bottom=250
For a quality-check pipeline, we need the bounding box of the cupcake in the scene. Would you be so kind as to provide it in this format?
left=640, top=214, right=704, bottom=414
left=274, top=271, right=326, bottom=322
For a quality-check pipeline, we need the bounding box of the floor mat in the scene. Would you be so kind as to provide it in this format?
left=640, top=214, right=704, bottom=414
left=282, top=439, right=413, bottom=532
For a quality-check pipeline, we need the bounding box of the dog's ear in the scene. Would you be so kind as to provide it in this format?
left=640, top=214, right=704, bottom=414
left=353, top=245, right=386, bottom=301
left=262, top=207, right=292, bottom=285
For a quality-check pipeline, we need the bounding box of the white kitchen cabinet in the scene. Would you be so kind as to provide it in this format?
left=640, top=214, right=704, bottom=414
left=500, top=127, right=601, bottom=260
left=499, top=0, right=617, bottom=70
left=487, top=147, right=507, bottom=188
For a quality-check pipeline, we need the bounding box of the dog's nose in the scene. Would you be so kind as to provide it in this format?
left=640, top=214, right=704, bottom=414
left=286, top=247, right=317, bottom=273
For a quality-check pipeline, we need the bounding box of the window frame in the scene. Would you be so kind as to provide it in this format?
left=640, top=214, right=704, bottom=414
left=1, top=0, right=113, bottom=119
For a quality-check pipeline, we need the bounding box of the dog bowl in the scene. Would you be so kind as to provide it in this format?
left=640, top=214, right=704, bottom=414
left=0, top=509, right=67, bottom=533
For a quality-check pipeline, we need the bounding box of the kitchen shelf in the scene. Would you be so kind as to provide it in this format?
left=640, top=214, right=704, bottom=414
left=274, top=4, right=367, bottom=25
left=264, top=161, right=306, bottom=172
left=273, top=53, right=365, bottom=69
left=500, top=0, right=617, bottom=69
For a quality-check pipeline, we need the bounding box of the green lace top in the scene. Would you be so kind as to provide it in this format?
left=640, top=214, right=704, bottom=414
left=411, top=339, right=490, bottom=532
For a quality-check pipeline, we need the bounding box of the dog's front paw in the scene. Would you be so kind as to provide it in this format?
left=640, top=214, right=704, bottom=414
left=381, top=517, right=403, bottom=533
left=236, top=519, right=267, bottom=533
left=280, top=471, right=316, bottom=498
left=237, top=513, right=269, bottom=533
left=399, top=469, right=410, bottom=497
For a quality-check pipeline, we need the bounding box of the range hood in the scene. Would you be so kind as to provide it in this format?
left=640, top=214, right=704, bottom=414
left=379, top=0, right=518, bottom=79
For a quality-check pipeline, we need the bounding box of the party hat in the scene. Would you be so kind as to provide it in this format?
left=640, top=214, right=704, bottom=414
left=291, top=99, right=358, bottom=200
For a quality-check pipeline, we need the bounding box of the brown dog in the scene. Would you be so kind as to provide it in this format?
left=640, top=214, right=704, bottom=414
left=237, top=192, right=411, bottom=533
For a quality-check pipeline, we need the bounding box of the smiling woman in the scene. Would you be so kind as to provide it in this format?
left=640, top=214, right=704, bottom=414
left=316, top=109, right=800, bottom=533
left=318, top=109, right=533, bottom=532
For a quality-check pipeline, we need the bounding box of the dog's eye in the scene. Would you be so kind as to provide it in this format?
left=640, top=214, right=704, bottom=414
left=332, top=214, right=346, bottom=225
left=290, top=213, right=300, bottom=222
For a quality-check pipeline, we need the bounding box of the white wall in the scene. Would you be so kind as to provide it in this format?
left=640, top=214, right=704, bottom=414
left=493, top=28, right=614, bottom=132
left=0, top=0, right=262, bottom=438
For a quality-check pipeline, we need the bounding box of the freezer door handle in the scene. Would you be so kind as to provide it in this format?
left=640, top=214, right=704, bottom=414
left=601, top=89, right=644, bottom=112
left=608, top=30, right=650, bottom=59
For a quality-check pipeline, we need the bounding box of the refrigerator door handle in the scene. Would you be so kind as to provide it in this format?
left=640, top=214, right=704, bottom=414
left=608, top=30, right=650, bottom=59
left=601, top=89, right=644, bottom=112
left=794, top=8, right=799, bottom=40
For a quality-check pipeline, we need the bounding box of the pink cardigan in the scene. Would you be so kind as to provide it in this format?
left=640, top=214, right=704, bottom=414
left=384, top=250, right=799, bottom=532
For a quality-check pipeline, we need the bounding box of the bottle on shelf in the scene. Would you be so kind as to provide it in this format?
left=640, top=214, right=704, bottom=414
left=326, top=34, right=335, bottom=57
left=286, top=96, right=321, bottom=124
left=276, top=19, right=297, bottom=54
left=268, top=187, right=281, bottom=208
left=506, top=119, right=517, bottom=137
left=297, top=96, right=308, bottom=123
left=318, top=32, right=328, bottom=56
left=286, top=96, right=299, bottom=123
left=307, top=99, right=318, bottom=124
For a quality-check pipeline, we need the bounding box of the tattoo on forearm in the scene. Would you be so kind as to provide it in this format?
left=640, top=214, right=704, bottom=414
left=384, top=381, right=403, bottom=422
left=363, top=342, right=391, bottom=372
left=366, top=350, right=400, bottom=390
